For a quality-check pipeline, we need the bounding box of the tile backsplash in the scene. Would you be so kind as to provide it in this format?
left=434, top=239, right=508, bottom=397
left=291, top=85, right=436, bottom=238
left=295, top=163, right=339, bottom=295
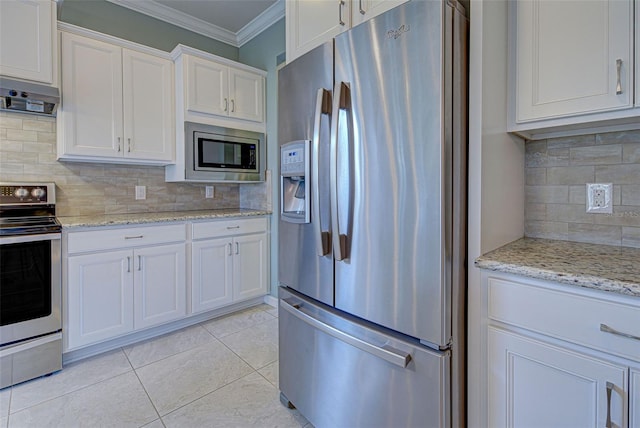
left=0, top=112, right=246, bottom=217
left=525, top=129, right=640, bottom=248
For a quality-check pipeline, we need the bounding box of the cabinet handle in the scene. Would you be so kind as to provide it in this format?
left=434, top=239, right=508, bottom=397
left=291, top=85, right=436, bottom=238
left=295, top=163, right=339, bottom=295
left=231, top=99, right=235, bottom=113
left=605, top=381, right=613, bottom=428
left=338, top=0, right=345, bottom=25
left=137, top=255, right=142, bottom=271
left=615, top=59, right=623, bottom=95
left=359, top=0, right=365, bottom=14
left=224, top=98, right=228, bottom=112
left=127, top=138, right=131, bottom=153
left=600, top=323, right=640, bottom=341
left=127, top=256, right=131, bottom=273
left=226, top=225, right=240, bottom=230
left=228, top=242, right=232, bottom=256
left=235, top=242, right=239, bottom=254
left=124, top=235, right=144, bottom=240
left=117, top=137, right=121, bottom=152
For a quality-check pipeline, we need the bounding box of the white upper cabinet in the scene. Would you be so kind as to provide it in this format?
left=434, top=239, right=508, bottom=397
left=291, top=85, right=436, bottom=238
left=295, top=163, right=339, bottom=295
left=286, top=0, right=408, bottom=63
left=351, top=0, right=408, bottom=26
left=286, top=0, right=350, bottom=63
left=180, top=50, right=265, bottom=125
left=509, top=0, right=638, bottom=139
left=58, top=27, right=174, bottom=165
left=0, top=0, right=56, bottom=85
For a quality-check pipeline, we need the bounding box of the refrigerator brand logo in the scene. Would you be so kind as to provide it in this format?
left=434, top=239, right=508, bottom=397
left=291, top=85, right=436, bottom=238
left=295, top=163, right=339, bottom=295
left=387, top=24, right=410, bottom=40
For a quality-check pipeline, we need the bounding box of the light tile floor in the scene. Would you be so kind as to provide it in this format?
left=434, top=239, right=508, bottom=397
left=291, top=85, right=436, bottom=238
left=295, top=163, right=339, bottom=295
left=0, top=304, right=311, bottom=428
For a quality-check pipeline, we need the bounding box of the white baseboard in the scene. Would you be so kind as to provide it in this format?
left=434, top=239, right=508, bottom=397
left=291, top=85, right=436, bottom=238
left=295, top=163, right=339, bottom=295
left=263, top=294, right=278, bottom=308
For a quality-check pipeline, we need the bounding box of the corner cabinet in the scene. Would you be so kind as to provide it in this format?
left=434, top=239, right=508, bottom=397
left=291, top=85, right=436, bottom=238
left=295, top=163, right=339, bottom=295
left=191, top=217, right=268, bottom=314
left=64, top=224, right=187, bottom=351
left=480, top=272, right=640, bottom=428
left=0, top=0, right=57, bottom=85
left=57, top=26, right=175, bottom=165
left=285, top=0, right=408, bottom=63
left=508, top=0, right=639, bottom=139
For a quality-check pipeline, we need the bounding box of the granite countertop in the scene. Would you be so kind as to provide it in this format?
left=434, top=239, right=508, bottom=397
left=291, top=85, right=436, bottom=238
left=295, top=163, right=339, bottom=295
left=476, top=238, right=640, bottom=298
left=58, top=209, right=271, bottom=229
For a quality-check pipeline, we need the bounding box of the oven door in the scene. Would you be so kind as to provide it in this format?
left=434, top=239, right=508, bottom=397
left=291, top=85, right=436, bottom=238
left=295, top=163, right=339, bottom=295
left=0, top=233, right=61, bottom=346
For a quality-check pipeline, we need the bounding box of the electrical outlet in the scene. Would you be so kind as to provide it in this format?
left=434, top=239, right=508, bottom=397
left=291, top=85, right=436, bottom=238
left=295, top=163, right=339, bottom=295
left=586, top=183, right=612, bottom=214
left=135, top=185, right=146, bottom=200
left=205, top=186, right=214, bottom=199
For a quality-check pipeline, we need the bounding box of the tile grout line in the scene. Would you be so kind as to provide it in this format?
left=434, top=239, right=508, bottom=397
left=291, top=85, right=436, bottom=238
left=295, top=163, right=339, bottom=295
left=122, top=346, right=165, bottom=428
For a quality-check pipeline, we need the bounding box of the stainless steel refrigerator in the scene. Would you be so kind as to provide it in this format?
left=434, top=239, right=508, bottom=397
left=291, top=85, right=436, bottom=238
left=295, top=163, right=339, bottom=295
left=278, top=1, right=468, bottom=426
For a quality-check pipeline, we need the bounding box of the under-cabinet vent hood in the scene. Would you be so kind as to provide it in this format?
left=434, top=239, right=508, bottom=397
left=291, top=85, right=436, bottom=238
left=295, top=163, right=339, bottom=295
left=0, top=77, right=59, bottom=116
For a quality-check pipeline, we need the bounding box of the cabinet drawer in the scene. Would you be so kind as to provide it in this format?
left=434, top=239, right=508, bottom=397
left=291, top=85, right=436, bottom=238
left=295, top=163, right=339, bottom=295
left=67, top=224, right=186, bottom=254
left=488, top=277, right=640, bottom=362
left=192, top=217, right=267, bottom=240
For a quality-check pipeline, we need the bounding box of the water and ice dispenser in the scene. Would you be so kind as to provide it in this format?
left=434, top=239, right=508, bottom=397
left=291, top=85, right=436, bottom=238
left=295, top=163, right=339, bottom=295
left=281, top=140, right=310, bottom=223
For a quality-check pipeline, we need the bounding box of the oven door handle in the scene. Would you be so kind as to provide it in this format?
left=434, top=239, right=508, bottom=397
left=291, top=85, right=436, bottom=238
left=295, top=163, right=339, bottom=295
left=0, top=233, right=61, bottom=245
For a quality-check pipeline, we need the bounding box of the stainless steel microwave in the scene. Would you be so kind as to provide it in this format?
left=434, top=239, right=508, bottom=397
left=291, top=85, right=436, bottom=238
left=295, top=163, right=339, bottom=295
left=185, top=122, right=265, bottom=182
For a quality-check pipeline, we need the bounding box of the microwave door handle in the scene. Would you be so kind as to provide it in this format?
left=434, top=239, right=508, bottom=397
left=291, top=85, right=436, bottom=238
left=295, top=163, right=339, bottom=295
left=312, top=88, right=332, bottom=256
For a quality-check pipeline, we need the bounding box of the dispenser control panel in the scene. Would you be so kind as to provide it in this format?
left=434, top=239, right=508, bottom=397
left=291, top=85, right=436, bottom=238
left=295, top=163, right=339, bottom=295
left=281, top=141, right=307, bottom=176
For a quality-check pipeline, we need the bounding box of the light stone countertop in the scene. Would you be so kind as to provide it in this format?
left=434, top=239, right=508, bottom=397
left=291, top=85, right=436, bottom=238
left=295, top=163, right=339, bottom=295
left=59, top=209, right=271, bottom=229
left=475, top=238, right=640, bottom=298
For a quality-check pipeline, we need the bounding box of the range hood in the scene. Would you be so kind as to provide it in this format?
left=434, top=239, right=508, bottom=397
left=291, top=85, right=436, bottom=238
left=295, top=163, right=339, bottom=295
left=0, top=77, right=59, bottom=116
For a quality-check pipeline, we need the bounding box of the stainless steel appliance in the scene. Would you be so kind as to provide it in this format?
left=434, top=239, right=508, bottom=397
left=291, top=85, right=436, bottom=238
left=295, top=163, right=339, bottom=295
left=278, top=1, right=468, bottom=426
left=280, top=140, right=310, bottom=223
left=183, top=121, right=265, bottom=182
left=0, top=183, right=62, bottom=388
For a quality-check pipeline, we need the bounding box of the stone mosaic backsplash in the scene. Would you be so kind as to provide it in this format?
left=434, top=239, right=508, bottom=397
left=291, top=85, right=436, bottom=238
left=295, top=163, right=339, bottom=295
left=0, top=112, right=254, bottom=217
left=525, top=129, right=640, bottom=248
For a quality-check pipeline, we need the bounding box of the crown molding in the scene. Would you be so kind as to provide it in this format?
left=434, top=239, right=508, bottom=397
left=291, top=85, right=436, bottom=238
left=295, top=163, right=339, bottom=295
left=105, top=0, right=283, bottom=48
left=237, top=0, right=284, bottom=47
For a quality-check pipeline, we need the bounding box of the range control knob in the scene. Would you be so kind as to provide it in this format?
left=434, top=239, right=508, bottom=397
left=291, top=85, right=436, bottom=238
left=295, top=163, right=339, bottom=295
left=31, top=188, right=46, bottom=199
left=14, top=188, right=29, bottom=198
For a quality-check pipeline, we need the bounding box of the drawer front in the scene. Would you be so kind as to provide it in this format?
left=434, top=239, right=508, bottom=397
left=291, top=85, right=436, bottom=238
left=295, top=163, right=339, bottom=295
left=67, top=224, right=186, bottom=254
left=488, top=276, right=640, bottom=362
left=192, top=217, right=267, bottom=240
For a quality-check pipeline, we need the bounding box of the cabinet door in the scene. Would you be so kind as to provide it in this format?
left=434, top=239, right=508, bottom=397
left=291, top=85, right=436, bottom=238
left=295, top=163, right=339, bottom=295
left=351, top=0, right=408, bottom=26
left=229, top=68, right=264, bottom=123
left=514, top=0, right=633, bottom=122
left=186, top=55, right=229, bottom=117
left=0, top=0, right=54, bottom=83
left=122, top=49, right=174, bottom=162
left=191, top=238, right=233, bottom=314
left=67, top=250, right=134, bottom=350
left=286, top=0, right=349, bottom=63
left=133, top=243, right=186, bottom=330
left=232, top=233, right=267, bottom=301
left=61, top=32, right=123, bottom=157
left=632, top=369, right=640, bottom=428
left=488, top=327, right=627, bottom=428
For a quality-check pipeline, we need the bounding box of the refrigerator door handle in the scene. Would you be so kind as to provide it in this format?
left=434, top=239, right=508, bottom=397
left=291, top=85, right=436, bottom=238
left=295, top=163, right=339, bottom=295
left=330, top=81, right=350, bottom=261
left=312, top=88, right=332, bottom=256
left=281, top=298, right=412, bottom=368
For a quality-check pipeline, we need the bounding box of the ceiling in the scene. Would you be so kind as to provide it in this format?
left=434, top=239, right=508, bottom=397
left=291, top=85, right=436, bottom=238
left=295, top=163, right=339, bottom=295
left=105, top=0, right=283, bottom=47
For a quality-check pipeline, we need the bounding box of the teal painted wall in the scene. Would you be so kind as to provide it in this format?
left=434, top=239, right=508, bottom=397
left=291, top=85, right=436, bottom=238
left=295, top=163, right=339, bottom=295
left=239, top=18, right=285, bottom=296
left=58, top=0, right=238, bottom=60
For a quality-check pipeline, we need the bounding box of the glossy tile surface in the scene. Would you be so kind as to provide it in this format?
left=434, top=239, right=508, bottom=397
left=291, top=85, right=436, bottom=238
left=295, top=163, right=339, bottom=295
left=1, top=303, right=309, bottom=428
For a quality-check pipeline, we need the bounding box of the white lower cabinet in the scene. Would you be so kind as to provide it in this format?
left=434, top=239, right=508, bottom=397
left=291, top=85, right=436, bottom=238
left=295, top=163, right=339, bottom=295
left=191, top=218, right=268, bottom=314
left=482, top=272, right=640, bottom=428
left=65, top=225, right=186, bottom=351
left=489, top=327, right=627, bottom=428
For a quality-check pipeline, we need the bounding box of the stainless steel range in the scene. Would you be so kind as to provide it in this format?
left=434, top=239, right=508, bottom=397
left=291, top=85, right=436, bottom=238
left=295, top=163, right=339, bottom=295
left=0, top=183, right=62, bottom=388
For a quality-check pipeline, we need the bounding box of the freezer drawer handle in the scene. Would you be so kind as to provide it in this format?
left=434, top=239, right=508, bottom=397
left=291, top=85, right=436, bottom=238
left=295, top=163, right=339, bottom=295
left=600, top=323, right=640, bottom=342
left=281, top=298, right=412, bottom=368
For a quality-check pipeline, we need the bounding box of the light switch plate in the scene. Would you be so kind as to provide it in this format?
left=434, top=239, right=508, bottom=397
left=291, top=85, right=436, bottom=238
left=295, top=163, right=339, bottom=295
left=135, top=185, right=146, bottom=200
left=205, top=186, right=214, bottom=198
